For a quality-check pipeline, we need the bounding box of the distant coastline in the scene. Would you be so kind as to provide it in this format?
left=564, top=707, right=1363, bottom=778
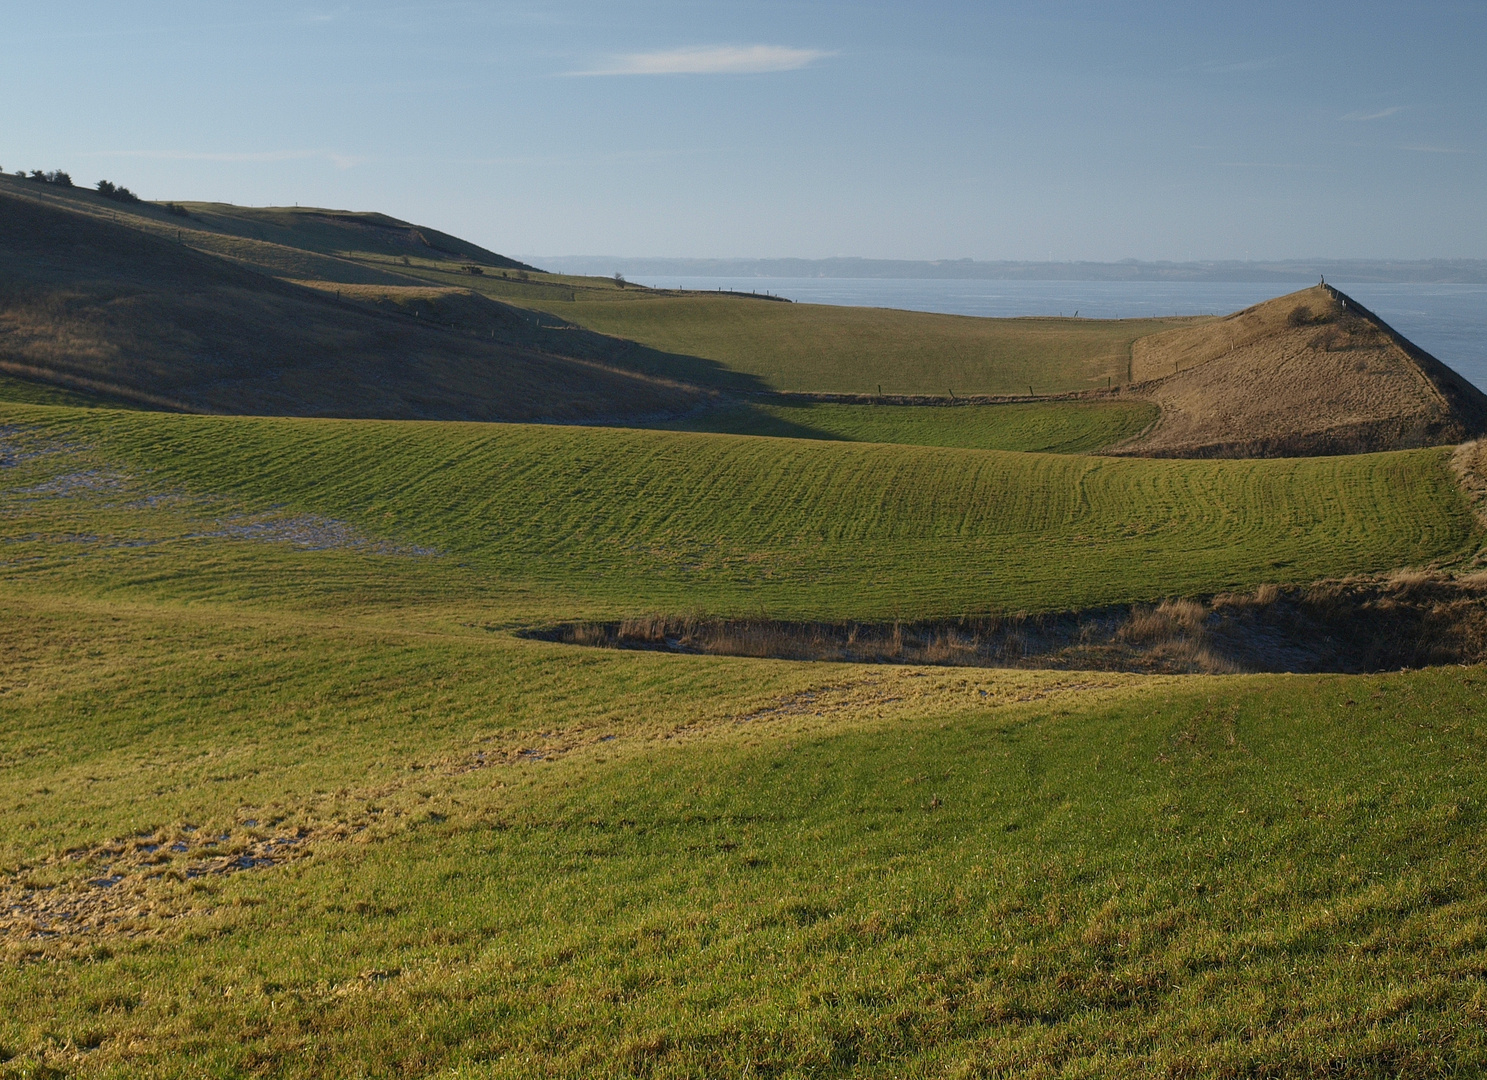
left=527, top=255, right=1487, bottom=285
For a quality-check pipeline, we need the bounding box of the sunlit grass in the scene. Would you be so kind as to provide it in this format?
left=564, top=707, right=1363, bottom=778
left=5, top=404, right=1473, bottom=622
left=507, top=294, right=1198, bottom=395
left=3, top=400, right=1487, bottom=1076
left=654, top=399, right=1158, bottom=452
left=3, top=602, right=1486, bottom=1076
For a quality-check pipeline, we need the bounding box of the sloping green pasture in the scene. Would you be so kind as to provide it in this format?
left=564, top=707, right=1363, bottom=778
left=504, top=294, right=1198, bottom=395
left=0, top=369, right=1158, bottom=456
left=3, top=591, right=1487, bottom=1076
left=4, top=404, right=1475, bottom=620
left=3, top=403, right=1487, bottom=1076
left=660, top=399, right=1158, bottom=452
left=331, top=248, right=1198, bottom=397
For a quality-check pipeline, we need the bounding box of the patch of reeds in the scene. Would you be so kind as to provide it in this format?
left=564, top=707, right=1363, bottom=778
left=526, top=572, right=1487, bottom=675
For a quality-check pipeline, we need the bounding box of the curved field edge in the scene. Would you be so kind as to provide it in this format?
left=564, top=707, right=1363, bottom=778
left=3, top=404, right=1478, bottom=621
left=652, top=399, right=1159, bottom=453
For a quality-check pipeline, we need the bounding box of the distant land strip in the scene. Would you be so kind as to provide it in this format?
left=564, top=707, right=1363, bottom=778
left=531, top=255, right=1487, bottom=284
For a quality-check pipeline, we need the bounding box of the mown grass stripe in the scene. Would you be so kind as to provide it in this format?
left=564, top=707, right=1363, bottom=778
left=5, top=404, right=1475, bottom=620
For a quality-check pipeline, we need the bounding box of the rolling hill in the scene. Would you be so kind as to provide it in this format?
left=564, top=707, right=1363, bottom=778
left=1119, top=284, right=1487, bottom=456
left=4, top=176, right=1486, bottom=461
left=0, top=176, right=718, bottom=421
left=506, top=292, right=1199, bottom=396
left=7, top=173, right=1487, bottom=1078
left=5, top=393, right=1487, bottom=1074
left=5, top=403, right=1476, bottom=621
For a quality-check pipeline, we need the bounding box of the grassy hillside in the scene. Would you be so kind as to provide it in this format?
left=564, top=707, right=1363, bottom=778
left=4, top=591, right=1487, bottom=1076
left=4, top=397, right=1487, bottom=1074
left=1122, top=285, right=1487, bottom=457
left=11, top=178, right=1186, bottom=429
left=659, top=399, right=1158, bottom=452
left=216, top=237, right=1196, bottom=401
left=506, top=293, right=1198, bottom=396
left=371, top=253, right=1195, bottom=397
left=5, top=403, right=1476, bottom=620
left=12, top=177, right=1485, bottom=465
left=0, top=179, right=713, bottom=421
left=170, top=202, right=538, bottom=270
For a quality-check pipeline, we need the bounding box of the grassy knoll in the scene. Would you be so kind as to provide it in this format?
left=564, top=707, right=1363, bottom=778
left=0, top=181, right=713, bottom=421
left=500, top=294, right=1199, bottom=395
left=663, top=399, right=1158, bottom=452
left=3, top=404, right=1476, bottom=620
left=3, top=591, right=1487, bottom=1075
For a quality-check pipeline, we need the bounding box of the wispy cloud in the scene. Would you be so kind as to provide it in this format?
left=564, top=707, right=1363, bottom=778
left=1341, top=106, right=1405, bottom=121
left=568, top=45, right=832, bottom=77
left=83, top=149, right=366, bottom=169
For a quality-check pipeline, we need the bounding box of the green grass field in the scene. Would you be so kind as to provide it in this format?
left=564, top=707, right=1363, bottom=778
left=5, top=394, right=1487, bottom=1075
left=501, top=294, right=1198, bottom=396
left=4, top=403, right=1475, bottom=620
left=662, top=399, right=1158, bottom=452
left=300, top=247, right=1199, bottom=397
left=4, top=592, right=1487, bottom=1077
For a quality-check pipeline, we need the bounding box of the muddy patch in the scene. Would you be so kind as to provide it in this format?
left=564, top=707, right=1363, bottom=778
left=3, top=825, right=316, bottom=943
left=524, top=573, right=1487, bottom=675
left=206, top=510, right=438, bottom=555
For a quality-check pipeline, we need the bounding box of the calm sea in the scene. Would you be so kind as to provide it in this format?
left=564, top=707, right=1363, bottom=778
left=630, top=276, right=1487, bottom=393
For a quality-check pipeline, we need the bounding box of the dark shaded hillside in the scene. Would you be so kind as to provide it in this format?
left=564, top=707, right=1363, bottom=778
left=0, top=183, right=713, bottom=421
left=175, top=203, right=540, bottom=270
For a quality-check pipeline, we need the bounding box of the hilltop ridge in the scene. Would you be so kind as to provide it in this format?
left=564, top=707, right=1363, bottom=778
left=1115, top=284, right=1487, bottom=457
left=171, top=202, right=541, bottom=271
left=0, top=175, right=714, bottom=421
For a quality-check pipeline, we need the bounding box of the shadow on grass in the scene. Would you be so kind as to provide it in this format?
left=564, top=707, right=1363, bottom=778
left=637, top=402, right=843, bottom=441
left=503, top=304, right=775, bottom=397
left=522, top=572, right=1487, bottom=675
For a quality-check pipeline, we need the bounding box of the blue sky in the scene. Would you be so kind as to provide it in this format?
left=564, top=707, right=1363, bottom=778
left=4, top=1, right=1484, bottom=261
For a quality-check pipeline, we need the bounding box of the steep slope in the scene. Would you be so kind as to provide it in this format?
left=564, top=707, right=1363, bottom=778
left=172, top=202, right=539, bottom=270
left=1118, top=285, right=1487, bottom=457
left=0, top=178, right=709, bottom=421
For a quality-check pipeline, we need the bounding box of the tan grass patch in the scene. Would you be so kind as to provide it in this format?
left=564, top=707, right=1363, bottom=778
left=1118, top=286, right=1487, bottom=457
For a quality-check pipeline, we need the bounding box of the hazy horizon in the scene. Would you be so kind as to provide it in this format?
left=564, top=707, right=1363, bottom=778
left=6, top=1, right=1484, bottom=263
left=521, top=255, right=1487, bottom=283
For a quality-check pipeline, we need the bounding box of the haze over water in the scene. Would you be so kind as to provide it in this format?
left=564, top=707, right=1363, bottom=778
left=632, top=277, right=1487, bottom=394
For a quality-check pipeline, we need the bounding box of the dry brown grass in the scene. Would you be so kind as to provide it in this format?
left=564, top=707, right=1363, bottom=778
left=1450, top=440, right=1487, bottom=543
left=536, top=573, right=1487, bottom=674
left=0, top=180, right=710, bottom=422
left=1117, top=286, right=1487, bottom=457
